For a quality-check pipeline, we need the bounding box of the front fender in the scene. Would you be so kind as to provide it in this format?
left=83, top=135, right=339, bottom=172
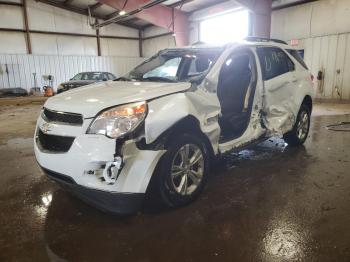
left=144, top=90, right=221, bottom=154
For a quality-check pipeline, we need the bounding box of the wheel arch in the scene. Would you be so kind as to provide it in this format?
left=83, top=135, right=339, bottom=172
left=137, top=115, right=216, bottom=161
left=301, top=95, right=313, bottom=113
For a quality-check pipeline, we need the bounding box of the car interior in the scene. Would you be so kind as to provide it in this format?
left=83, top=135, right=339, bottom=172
left=217, top=49, right=258, bottom=143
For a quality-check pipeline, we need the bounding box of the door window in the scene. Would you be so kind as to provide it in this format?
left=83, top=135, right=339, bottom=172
left=257, top=47, right=295, bottom=80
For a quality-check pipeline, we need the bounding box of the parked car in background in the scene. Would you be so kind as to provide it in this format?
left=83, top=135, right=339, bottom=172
left=57, top=72, right=117, bottom=93
left=35, top=38, right=314, bottom=214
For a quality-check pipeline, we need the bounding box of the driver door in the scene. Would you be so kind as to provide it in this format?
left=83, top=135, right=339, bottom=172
left=214, top=47, right=266, bottom=153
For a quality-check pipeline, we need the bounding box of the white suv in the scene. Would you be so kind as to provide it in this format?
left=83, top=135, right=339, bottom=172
left=34, top=38, right=314, bottom=214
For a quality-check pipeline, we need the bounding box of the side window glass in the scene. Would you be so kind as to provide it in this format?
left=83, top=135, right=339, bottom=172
left=258, top=48, right=295, bottom=80
left=188, top=57, right=212, bottom=77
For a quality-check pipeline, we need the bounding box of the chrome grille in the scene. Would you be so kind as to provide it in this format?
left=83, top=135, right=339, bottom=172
left=42, top=108, right=83, bottom=126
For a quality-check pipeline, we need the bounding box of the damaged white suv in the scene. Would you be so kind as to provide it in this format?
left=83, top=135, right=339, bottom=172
left=35, top=38, right=314, bottom=214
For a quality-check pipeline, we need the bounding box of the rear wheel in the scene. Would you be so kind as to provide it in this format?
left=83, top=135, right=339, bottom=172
left=283, top=104, right=311, bottom=146
left=156, top=134, right=209, bottom=207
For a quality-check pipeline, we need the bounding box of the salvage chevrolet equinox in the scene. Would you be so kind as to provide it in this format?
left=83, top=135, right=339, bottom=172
left=35, top=38, right=314, bottom=214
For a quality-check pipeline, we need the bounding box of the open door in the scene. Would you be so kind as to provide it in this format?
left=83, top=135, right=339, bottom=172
left=256, top=47, right=300, bottom=135
left=215, top=47, right=266, bottom=153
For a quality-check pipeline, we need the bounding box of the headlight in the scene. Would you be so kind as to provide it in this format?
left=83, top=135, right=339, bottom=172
left=87, top=101, right=147, bottom=138
left=57, top=84, right=64, bottom=90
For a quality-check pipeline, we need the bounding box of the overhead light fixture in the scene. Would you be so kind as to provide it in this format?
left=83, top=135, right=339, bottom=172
left=119, top=10, right=126, bottom=16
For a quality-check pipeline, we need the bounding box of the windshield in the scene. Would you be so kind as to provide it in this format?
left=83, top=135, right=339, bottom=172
left=72, top=72, right=103, bottom=81
left=122, top=49, right=223, bottom=83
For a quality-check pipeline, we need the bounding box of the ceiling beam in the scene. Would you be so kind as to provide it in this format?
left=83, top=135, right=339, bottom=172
left=168, top=0, right=194, bottom=8
left=0, top=1, right=23, bottom=6
left=105, top=10, right=119, bottom=19
left=36, top=0, right=142, bottom=29
left=63, top=0, right=75, bottom=5
left=89, top=2, right=103, bottom=11
left=97, top=0, right=189, bottom=46
left=272, top=0, right=318, bottom=10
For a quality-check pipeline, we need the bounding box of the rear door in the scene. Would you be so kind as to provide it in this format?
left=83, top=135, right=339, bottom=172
left=257, top=47, right=300, bottom=135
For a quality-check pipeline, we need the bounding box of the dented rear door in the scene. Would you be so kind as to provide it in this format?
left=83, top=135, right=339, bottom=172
left=257, top=46, right=299, bottom=135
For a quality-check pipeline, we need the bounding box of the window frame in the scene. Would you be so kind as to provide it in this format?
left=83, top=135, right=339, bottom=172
left=286, top=49, right=309, bottom=70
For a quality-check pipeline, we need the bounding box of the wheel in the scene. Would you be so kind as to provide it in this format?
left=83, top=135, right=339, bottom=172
left=156, top=133, right=209, bottom=207
left=283, top=104, right=311, bottom=146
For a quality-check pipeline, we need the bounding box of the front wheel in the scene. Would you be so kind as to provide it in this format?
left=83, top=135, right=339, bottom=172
left=156, top=134, right=209, bottom=208
left=283, top=104, right=311, bottom=146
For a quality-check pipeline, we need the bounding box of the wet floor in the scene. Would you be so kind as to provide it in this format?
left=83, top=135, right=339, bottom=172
left=0, top=102, right=350, bottom=261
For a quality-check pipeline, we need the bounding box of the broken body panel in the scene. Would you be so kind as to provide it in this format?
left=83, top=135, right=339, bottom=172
left=34, top=42, right=314, bottom=214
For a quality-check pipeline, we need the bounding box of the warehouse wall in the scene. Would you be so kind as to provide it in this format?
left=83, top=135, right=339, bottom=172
left=0, top=0, right=139, bottom=56
left=0, top=0, right=144, bottom=91
left=271, top=0, right=350, bottom=100
left=0, top=54, right=144, bottom=91
left=142, top=26, right=175, bottom=57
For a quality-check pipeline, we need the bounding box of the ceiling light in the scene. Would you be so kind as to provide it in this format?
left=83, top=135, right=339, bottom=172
left=119, top=10, right=126, bottom=16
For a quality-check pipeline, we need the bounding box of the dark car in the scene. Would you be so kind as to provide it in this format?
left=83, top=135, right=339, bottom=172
left=57, top=72, right=116, bottom=93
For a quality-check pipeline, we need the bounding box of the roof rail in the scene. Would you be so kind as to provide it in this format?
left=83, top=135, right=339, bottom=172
left=192, top=41, right=207, bottom=46
left=244, top=36, right=288, bottom=45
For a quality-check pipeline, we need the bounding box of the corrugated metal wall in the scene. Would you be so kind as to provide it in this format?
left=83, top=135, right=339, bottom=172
left=303, top=33, right=350, bottom=100
left=271, top=0, right=350, bottom=100
left=0, top=54, right=144, bottom=91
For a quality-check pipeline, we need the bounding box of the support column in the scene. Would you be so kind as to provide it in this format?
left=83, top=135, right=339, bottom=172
left=251, top=0, right=272, bottom=38
left=22, top=0, right=32, bottom=54
left=235, top=0, right=272, bottom=38
left=96, top=28, right=101, bottom=56
left=138, top=30, right=143, bottom=58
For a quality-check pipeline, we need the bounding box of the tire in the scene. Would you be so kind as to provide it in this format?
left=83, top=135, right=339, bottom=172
left=283, top=104, right=311, bottom=146
left=156, top=133, right=209, bottom=208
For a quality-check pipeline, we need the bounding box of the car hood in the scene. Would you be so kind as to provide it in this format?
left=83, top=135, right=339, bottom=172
left=45, top=81, right=191, bottom=117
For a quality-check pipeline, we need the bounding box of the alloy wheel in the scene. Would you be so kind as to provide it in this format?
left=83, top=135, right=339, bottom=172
left=170, top=144, right=205, bottom=196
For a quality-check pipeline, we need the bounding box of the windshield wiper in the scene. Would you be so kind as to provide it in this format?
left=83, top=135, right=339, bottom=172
left=140, top=76, right=177, bottom=83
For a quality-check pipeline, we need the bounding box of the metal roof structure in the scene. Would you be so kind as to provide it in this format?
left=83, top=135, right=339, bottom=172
left=36, top=0, right=231, bottom=30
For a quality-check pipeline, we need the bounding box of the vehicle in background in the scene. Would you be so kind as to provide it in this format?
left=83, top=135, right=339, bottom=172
left=57, top=72, right=116, bottom=93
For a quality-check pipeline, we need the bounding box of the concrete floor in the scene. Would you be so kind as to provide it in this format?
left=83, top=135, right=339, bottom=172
left=0, top=99, right=350, bottom=261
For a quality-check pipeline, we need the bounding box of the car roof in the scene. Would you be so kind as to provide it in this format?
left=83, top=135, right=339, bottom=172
left=163, top=39, right=297, bottom=53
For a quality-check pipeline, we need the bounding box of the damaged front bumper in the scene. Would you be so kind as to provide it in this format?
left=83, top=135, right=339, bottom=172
left=40, top=167, right=145, bottom=215
left=34, top=118, right=165, bottom=214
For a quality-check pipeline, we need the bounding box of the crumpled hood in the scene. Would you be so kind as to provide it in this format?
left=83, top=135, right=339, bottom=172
left=45, top=81, right=191, bottom=117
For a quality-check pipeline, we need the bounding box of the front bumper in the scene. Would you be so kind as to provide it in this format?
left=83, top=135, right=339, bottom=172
left=41, top=166, right=145, bottom=215
left=34, top=112, right=165, bottom=215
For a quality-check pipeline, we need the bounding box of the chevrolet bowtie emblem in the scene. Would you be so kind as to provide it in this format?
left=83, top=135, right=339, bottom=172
left=41, top=122, right=52, bottom=133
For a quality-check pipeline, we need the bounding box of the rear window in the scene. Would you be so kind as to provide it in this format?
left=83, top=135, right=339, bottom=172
left=286, top=49, right=308, bottom=70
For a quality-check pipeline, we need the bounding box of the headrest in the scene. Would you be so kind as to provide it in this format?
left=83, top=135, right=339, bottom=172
left=195, top=57, right=211, bottom=72
left=231, top=55, right=250, bottom=72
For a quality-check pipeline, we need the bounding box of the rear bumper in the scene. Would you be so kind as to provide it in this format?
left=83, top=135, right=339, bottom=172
left=41, top=166, right=144, bottom=215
